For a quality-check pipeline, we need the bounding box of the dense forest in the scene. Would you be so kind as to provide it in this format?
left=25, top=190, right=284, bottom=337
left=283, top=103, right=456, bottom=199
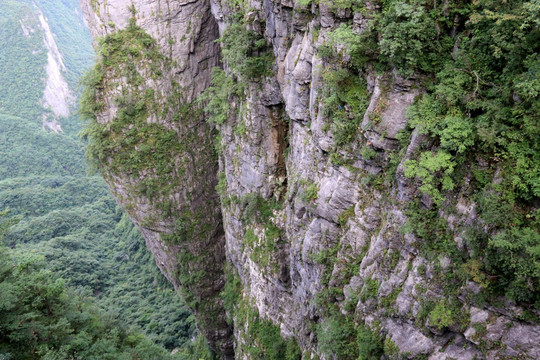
left=0, top=0, right=212, bottom=358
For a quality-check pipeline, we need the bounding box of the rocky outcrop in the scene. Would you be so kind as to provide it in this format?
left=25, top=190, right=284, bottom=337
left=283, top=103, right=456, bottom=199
left=79, top=0, right=232, bottom=356
left=81, top=0, right=540, bottom=359
left=213, top=2, right=540, bottom=358
left=37, top=7, right=74, bottom=132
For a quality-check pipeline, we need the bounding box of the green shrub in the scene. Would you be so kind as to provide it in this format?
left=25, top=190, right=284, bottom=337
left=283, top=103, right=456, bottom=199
left=360, top=278, right=380, bottom=301
left=233, top=293, right=301, bottom=360
left=317, top=315, right=358, bottom=359
left=326, top=23, right=376, bottom=70
left=216, top=172, right=227, bottom=196
left=318, top=23, right=373, bottom=148
left=428, top=299, right=468, bottom=331
left=199, top=67, right=241, bottom=125
left=488, top=226, right=540, bottom=305
left=219, top=20, right=273, bottom=80
left=404, top=150, right=455, bottom=205
left=321, top=67, right=368, bottom=147
left=401, top=0, right=540, bottom=308
left=383, top=337, right=400, bottom=357
left=360, top=146, right=377, bottom=161
left=174, top=334, right=216, bottom=360
left=378, top=1, right=439, bottom=76
left=338, top=206, right=355, bottom=227
left=221, top=266, right=242, bottom=319
left=241, top=193, right=280, bottom=224
left=356, top=324, right=383, bottom=360
left=0, top=244, right=177, bottom=360
left=301, top=181, right=319, bottom=202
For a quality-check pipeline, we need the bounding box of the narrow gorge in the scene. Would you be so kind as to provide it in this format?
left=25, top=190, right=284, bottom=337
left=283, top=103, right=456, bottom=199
left=80, top=1, right=540, bottom=359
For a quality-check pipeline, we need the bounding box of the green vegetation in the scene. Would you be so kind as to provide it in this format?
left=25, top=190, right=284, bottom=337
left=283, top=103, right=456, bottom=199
left=360, top=278, right=380, bottom=302
left=31, top=0, right=94, bottom=88
left=318, top=28, right=370, bottom=147
left=80, top=14, right=220, bottom=266
left=356, top=324, right=384, bottom=360
left=0, top=177, right=196, bottom=352
left=309, top=239, right=383, bottom=359
left=173, top=334, right=215, bottom=360
left=80, top=21, right=181, bottom=179
left=407, top=1, right=540, bottom=298
left=200, top=10, right=274, bottom=126
left=395, top=1, right=539, bottom=306
left=11, top=0, right=535, bottom=357
left=298, top=0, right=367, bottom=13
left=199, top=67, right=241, bottom=125
left=403, top=150, right=455, bottom=205
left=317, top=313, right=383, bottom=360
left=378, top=1, right=439, bottom=76
left=0, top=0, right=93, bottom=135
left=300, top=180, right=319, bottom=202
left=428, top=299, right=468, bottom=331
left=239, top=194, right=284, bottom=273
left=313, top=243, right=340, bottom=286
left=0, top=238, right=178, bottom=360
left=241, top=193, right=282, bottom=224
left=318, top=315, right=358, bottom=359
left=79, top=11, right=227, bottom=355
left=383, top=337, right=400, bottom=357
left=0, top=0, right=47, bottom=121
left=0, top=114, right=85, bottom=178
left=0, top=0, right=202, bottom=356
left=219, top=18, right=273, bottom=80
left=241, top=308, right=301, bottom=360
left=318, top=0, right=540, bottom=309
left=80, top=18, right=217, bottom=230
left=337, top=206, right=355, bottom=227
left=242, top=225, right=282, bottom=272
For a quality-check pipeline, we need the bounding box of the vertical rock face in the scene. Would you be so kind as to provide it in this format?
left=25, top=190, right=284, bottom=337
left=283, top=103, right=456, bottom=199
left=79, top=0, right=233, bottom=356
left=212, top=1, right=540, bottom=358
left=81, top=0, right=540, bottom=359
left=81, top=0, right=219, bottom=100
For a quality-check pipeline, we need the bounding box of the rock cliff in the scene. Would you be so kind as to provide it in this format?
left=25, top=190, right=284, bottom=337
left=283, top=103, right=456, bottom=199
left=80, top=0, right=540, bottom=359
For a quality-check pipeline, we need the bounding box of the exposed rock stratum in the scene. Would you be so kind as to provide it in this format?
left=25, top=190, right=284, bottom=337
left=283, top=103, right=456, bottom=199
left=80, top=1, right=540, bottom=359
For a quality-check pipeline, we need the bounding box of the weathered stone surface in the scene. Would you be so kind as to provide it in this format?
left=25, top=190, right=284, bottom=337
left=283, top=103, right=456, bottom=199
left=213, top=1, right=540, bottom=358
left=361, top=75, right=419, bottom=151
left=80, top=0, right=232, bottom=357
left=81, top=0, right=540, bottom=359
left=385, top=320, right=436, bottom=357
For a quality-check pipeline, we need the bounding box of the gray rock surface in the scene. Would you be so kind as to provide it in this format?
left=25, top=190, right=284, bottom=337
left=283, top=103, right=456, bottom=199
left=80, top=0, right=232, bottom=357
left=81, top=0, right=540, bottom=359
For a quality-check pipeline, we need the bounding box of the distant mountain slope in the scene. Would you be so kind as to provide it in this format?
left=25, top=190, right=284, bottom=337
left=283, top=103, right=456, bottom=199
left=0, top=113, right=85, bottom=177
left=0, top=0, right=47, bottom=121
left=0, top=0, right=93, bottom=134
left=0, top=0, right=198, bottom=354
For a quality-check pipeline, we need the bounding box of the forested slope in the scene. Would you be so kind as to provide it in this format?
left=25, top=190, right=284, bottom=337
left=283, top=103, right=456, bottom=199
left=0, top=0, right=206, bottom=358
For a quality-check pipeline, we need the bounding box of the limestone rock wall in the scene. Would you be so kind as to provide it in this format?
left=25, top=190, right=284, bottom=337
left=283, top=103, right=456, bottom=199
left=80, top=0, right=540, bottom=359
left=79, top=0, right=233, bottom=356
left=212, top=0, right=540, bottom=358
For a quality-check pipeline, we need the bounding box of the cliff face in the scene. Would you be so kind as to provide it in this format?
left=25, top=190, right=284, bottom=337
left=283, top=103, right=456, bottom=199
left=80, top=0, right=233, bottom=355
left=81, top=0, right=540, bottom=359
